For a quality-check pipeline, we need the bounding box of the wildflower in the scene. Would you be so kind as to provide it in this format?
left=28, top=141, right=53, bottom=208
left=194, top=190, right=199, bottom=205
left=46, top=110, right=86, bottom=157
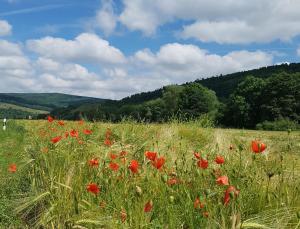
left=144, top=200, right=153, bottom=212
left=223, top=186, right=239, bottom=205
left=57, top=120, right=64, bottom=126
left=145, top=151, right=157, bottom=161
left=109, top=162, right=119, bottom=171
left=104, top=138, right=112, bottom=146
left=216, top=175, right=229, bottom=186
left=51, top=136, right=62, bottom=144
left=215, top=155, right=225, bottom=164
left=70, top=129, right=79, bottom=138
left=87, top=183, right=100, bottom=195
left=47, top=115, right=54, bottom=122
left=251, top=140, right=266, bottom=153
left=120, top=209, right=127, bottom=223
left=110, top=153, right=118, bottom=160
left=203, top=211, right=209, bottom=218
left=8, top=163, right=17, bottom=173
left=167, top=178, right=178, bottom=186
left=197, top=158, right=208, bottom=169
left=129, top=160, right=139, bottom=173
left=83, top=129, right=92, bottom=135
left=88, top=158, right=99, bottom=167
left=152, top=156, right=165, bottom=170
left=194, top=197, right=204, bottom=209
left=194, top=152, right=201, bottom=159
left=65, top=131, right=69, bottom=138
left=120, top=150, right=127, bottom=157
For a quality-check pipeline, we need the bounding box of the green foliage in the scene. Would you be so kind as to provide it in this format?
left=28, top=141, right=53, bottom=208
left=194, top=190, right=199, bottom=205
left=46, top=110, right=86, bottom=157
left=256, top=118, right=300, bottom=131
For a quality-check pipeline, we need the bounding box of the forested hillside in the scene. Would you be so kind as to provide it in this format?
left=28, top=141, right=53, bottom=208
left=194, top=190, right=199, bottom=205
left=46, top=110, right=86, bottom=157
left=50, top=63, right=300, bottom=129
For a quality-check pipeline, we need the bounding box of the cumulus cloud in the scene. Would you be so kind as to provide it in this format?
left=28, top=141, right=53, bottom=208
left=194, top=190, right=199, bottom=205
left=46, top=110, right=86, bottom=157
left=26, top=33, right=126, bottom=64
left=1, top=33, right=273, bottom=99
left=0, top=20, right=12, bottom=36
left=95, top=0, right=117, bottom=36
left=118, top=0, right=300, bottom=44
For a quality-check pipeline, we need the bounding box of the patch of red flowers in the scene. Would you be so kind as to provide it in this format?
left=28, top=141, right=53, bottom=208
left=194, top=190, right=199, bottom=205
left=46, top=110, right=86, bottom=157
left=51, top=136, right=62, bottom=144
left=144, top=200, right=153, bottom=212
left=83, top=129, right=92, bottom=135
left=120, top=150, right=127, bottom=157
left=8, top=163, right=17, bottom=173
left=215, top=155, right=225, bottom=164
left=70, top=129, right=79, bottom=138
left=88, top=158, right=99, bottom=167
left=197, top=158, right=208, bottom=169
left=194, top=197, right=205, bottom=209
left=57, top=120, right=64, bottom=126
left=129, top=160, right=139, bottom=173
left=87, top=183, right=100, bottom=195
left=47, top=116, right=54, bottom=123
left=145, top=151, right=157, bottom=161
left=216, top=175, right=229, bottom=186
left=223, top=185, right=239, bottom=205
left=110, top=153, right=118, bottom=160
left=251, top=140, right=266, bottom=153
left=152, top=156, right=166, bottom=170
left=109, top=162, right=119, bottom=171
left=194, top=152, right=201, bottom=160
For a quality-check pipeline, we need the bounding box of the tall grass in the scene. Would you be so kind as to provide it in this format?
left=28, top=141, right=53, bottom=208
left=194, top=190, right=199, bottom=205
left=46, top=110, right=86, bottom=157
left=2, top=120, right=300, bottom=228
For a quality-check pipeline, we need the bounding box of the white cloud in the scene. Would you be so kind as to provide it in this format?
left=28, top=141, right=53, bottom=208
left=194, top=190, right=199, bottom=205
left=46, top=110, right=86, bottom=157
left=297, top=47, right=300, bottom=56
left=26, top=33, right=126, bottom=64
left=0, top=20, right=12, bottom=36
left=118, top=0, right=300, bottom=44
left=95, top=0, right=117, bottom=36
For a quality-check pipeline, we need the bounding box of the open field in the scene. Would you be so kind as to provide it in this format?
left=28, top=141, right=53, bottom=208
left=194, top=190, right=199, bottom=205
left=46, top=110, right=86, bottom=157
left=0, top=102, right=48, bottom=114
left=0, top=120, right=299, bottom=228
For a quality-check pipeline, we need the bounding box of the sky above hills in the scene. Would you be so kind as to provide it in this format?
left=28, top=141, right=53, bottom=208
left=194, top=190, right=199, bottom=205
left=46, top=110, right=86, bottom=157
left=0, top=0, right=300, bottom=99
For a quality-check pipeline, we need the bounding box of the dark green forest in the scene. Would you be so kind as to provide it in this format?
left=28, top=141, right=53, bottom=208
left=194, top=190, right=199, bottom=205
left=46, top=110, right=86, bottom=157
left=49, top=63, right=300, bottom=130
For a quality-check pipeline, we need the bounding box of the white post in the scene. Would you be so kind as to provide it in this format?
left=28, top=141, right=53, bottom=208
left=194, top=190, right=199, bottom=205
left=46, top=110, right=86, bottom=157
left=3, top=118, right=6, bottom=131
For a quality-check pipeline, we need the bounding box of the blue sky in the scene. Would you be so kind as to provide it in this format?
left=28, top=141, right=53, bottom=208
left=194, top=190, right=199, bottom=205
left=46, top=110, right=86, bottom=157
left=0, top=0, right=299, bottom=99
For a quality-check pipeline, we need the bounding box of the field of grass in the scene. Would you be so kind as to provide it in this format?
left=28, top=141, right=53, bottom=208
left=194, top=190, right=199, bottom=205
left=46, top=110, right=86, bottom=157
left=0, top=120, right=299, bottom=228
left=0, top=102, right=48, bottom=114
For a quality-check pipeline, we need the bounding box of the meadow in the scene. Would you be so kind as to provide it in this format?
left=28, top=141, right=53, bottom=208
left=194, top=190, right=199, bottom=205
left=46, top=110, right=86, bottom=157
left=0, top=119, right=299, bottom=228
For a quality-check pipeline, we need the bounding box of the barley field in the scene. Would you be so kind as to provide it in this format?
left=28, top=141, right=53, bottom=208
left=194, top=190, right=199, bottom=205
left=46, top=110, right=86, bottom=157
left=0, top=119, right=300, bottom=228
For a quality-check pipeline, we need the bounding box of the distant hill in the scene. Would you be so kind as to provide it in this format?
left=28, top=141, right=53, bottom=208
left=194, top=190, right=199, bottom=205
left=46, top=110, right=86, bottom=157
left=0, top=93, right=108, bottom=119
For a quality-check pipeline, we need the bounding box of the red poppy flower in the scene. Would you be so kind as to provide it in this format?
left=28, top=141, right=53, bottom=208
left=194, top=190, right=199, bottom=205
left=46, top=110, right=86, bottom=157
left=120, top=151, right=127, bottom=157
left=216, top=175, right=229, bottom=186
left=57, top=120, right=64, bottom=126
left=215, top=155, right=225, bottom=164
left=251, top=140, right=266, bottom=153
left=145, top=151, right=157, bottom=161
left=223, top=186, right=239, bottom=205
left=83, top=129, right=92, bottom=135
left=120, top=209, right=127, bottom=223
left=194, top=152, right=201, bottom=159
left=104, top=138, right=112, bottom=146
left=88, top=158, right=99, bottom=167
left=110, top=153, right=118, bottom=160
left=8, top=163, right=17, bottom=173
left=51, top=136, right=62, bottom=144
left=197, top=158, right=208, bottom=169
left=109, top=162, right=119, bottom=171
left=87, top=183, right=100, bottom=195
left=203, top=211, right=209, bottom=218
left=167, top=178, right=178, bottom=186
left=144, top=200, right=153, bottom=212
left=65, top=131, right=69, bottom=138
left=129, top=160, right=139, bottom=173
left=78, top=120, right=84, bottom=125
left=152, top=156, right=165, bottom=170
left=47, top=115, right=54, bottom=122
left=70, top=129, right=79, bottom=138
left=194, top=197, right=205, bottom=209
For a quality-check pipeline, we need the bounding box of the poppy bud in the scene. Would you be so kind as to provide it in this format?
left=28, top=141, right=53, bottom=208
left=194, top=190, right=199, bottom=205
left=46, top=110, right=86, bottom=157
left=169, top=196, right=175, bottom=203
left=135, top=186, right=142, bottom=196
